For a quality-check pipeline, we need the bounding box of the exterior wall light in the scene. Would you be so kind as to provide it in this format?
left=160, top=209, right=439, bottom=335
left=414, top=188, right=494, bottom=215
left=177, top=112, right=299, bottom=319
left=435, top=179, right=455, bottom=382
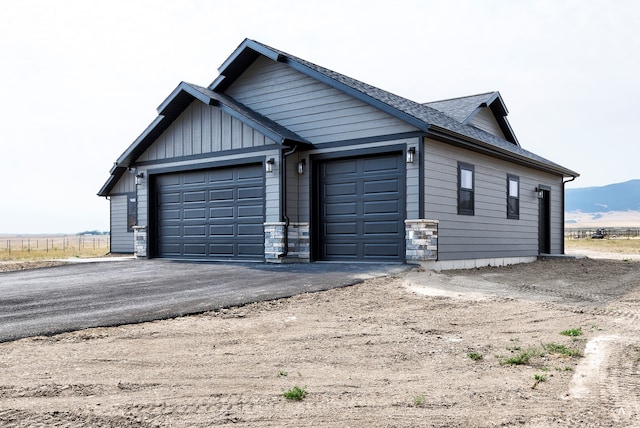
left=135, top=172, right=144, bottom=185
left=535, top=187, right=544, bottom=199
left=297, top=159, right=306, bottom=175
left=406, top=147, right=416, bottom=163
left=266, top=158, right=275, bottom=173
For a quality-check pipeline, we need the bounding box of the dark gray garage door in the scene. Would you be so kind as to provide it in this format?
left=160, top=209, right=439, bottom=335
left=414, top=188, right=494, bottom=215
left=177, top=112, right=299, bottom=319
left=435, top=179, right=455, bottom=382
left=318, top=153, right=405, bottom=261
left=154, top=164, right=264, bottom=259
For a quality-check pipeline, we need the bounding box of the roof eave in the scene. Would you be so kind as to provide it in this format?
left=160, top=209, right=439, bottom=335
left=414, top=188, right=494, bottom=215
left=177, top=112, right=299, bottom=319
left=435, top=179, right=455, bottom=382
left=428, top=127, right=579, bottom=178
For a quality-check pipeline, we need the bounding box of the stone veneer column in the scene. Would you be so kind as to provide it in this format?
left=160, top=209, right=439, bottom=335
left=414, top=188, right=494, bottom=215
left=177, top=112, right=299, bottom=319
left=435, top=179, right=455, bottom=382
left=286, top=223, right=310, bottom=262
left=405, top=219, right=438, bottom=263
left=264, top=222, right=286, bottom=261
left=264, top=222, right=310, bottom=263
left=132, top=226, right=147, bottom=258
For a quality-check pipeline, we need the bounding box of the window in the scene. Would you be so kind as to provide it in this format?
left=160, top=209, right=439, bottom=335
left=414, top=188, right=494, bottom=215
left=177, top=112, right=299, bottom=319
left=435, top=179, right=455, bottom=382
left=507, top=174, right=519, bottom=219
left=458, top=162, right=474, bottom=215
left=127, top=194, right=137, bottom=232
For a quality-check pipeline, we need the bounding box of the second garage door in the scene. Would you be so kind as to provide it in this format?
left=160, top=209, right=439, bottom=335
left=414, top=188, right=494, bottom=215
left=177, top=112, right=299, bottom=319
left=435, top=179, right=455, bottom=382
left=317, top=153, right=405, bottom=261
left=154, top=164, right=265, bottom=260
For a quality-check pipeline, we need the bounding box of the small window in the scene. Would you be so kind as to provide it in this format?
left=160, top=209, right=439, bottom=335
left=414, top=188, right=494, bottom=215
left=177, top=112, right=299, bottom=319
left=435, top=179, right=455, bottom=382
left=507, top=174, right=519, bottom=219
left=458, top=162, right=474, bottom=215
left=127, top=194, right=137, bottom=232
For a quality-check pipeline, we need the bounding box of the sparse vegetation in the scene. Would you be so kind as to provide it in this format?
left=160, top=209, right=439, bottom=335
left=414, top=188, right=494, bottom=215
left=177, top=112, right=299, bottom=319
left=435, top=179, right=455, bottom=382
left=283, top=386, right=307, bottom=401
left=412, top=394, right=427, bottom=407
left=467, top=352, right=484, bottom=361
left=542, top=343, right=582, bottom=358
left=533, top=374, right=547, bottom=382
left=560, top=328, right=582, bottom=337
left=500, top=348, right=539, bottom=366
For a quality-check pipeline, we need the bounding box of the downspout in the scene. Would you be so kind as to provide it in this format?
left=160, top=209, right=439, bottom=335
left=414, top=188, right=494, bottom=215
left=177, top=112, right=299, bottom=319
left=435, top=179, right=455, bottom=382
left=562, top=175, right=578, bottom=254
left=278, top=144, right=298, bottom=258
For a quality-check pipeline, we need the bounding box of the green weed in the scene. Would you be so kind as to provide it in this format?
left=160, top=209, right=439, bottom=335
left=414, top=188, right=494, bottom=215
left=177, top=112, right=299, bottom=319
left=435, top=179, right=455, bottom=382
left=560, top=328, right=582, bottom=337
left=283, top=386, right=307, bottom=401
left=467, top=352, right=484, bottom=361
left=542, top=343, right=582, bottom=357
left=413, top=394, right=427, bottom=407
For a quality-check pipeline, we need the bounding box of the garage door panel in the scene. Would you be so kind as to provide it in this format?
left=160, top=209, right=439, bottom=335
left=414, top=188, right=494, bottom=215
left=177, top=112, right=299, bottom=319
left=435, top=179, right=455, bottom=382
left=325, top=202, right=357, bottom=216
left=363, top=156, right=401, bottom=173
left=184, top=244, right=207, bottom=256
left=184, top=191, right=206, bottom=202
left=210, top=207, right=234, bottom=218
left=238, top=205, right=263, bottom=218
left=238, top=224, right=263, bottom=236
left=210, top=224, right=235, bottom=236
left=364, top=243, right=401, bottom=257
left=158, top=192, right=181, bottom=204
left=324, top=160, right=357, bottom=176
left=209, top=243, right=234, bottom=256
left=184, top=208, right=206, bottom=219
left=158, top=225, right=181, bottom=237
left=325, top=222, right=357, bottom=235
left=184, top=172, right=206, bottom=185
left=318, top=153, right=404, bottom=261
left=238, top=186, right=263, bottom=200
left=209, top=169, right=234, bottom=182
left=364, top=221, right=400, bottom=234
left=364, top=200, right=400, bottom=215
left=325, top=182, right=357, bottom=197
left=184, top=225, right=206, bottom=237
left=237, top=245, right=264, bottom=258
left=155, top=164, right=264, bottom=259
left=210, top=189, right=234, bottom=201
left=364, top=179, right=399, bottom=195
left=324, top=243, right=358, bottom=257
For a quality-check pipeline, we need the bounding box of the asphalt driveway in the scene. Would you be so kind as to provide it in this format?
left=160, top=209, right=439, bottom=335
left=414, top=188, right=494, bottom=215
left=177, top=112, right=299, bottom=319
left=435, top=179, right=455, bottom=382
left=0, top=259, right=410, bottom=343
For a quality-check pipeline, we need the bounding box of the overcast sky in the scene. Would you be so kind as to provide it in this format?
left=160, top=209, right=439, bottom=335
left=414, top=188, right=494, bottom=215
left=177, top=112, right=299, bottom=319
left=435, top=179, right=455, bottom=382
left=1, top=0, right=638, bottom=234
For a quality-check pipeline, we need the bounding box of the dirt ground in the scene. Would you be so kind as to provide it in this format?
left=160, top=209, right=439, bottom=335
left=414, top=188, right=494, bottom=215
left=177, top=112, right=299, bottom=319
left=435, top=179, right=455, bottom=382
left=1, top=253, right=639, bottom=427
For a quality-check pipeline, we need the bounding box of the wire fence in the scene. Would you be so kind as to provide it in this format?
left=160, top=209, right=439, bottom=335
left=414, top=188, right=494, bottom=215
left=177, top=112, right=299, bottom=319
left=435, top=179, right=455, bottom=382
left=0, top=235, right=110, bottom=258
left=565, top=228, right=640, bottom=239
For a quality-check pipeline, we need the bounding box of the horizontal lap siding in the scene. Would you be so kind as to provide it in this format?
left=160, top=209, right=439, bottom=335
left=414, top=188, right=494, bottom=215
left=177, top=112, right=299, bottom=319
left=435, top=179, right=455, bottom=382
left=137, top=102, right=270, bottom=162
left=469, top=107, right=506, bottom=140
left=225, top=57, right=417, bottom=144
left=423, top=138, right=563, bottom=260
left=110, top=195, right=133, bottom=253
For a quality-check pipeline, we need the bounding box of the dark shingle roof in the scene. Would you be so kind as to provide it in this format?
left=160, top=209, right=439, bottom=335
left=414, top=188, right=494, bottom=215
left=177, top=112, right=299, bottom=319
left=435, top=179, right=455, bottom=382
left=215, top=39, right=576, bottom=177
left=424, top=92, right=498, bottom=123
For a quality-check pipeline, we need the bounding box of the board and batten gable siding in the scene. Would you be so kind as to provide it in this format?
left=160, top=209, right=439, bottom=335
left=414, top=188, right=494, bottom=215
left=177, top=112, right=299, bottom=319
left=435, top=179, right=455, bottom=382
left=110, top=194, right=134, bottom=253
left=469, top=107, right=507, bottom=140
left=137, top=101, right=277, bottom=163
left=225, top=56, right=418, bottom=144
left=423, top=138, right=564, bottom=261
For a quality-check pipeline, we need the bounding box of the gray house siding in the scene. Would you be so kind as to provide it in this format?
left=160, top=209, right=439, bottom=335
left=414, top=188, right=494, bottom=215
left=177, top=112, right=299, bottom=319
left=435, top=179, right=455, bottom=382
left=109, top=194, right=134, bottom=253
left=469, top=107, right=507, bottom=140
left=137, top=101, right=274, bottom=163
left=108, top=173, right=136, bottom=253
left=423, top=138, right=563, bottom=261
left=225, top=57, right=417, bottom=144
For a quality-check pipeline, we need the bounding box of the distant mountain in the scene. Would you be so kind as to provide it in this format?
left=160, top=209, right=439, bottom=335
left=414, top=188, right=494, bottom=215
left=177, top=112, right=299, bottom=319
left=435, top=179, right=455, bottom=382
left=565, top=179, right=640, bottom=213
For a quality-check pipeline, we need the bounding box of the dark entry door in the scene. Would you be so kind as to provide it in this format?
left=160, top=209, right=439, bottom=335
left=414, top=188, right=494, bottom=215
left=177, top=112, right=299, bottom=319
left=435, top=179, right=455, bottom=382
left=154, top=164, right=265, bottom=259
left=316, top=153, right=405, bottom=261
left=538, top=188, right=551, bottom=254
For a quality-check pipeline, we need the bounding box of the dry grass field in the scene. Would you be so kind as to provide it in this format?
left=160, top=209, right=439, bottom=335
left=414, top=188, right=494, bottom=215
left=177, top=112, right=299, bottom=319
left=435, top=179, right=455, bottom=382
left=0, top=235, right=110, bottom=261
left=565, top=235, right=640, bottom=256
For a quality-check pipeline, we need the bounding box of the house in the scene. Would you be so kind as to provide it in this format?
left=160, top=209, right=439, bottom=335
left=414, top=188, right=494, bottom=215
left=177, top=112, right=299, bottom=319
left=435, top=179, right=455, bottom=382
left=98, top=38, right=579, bottom=270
